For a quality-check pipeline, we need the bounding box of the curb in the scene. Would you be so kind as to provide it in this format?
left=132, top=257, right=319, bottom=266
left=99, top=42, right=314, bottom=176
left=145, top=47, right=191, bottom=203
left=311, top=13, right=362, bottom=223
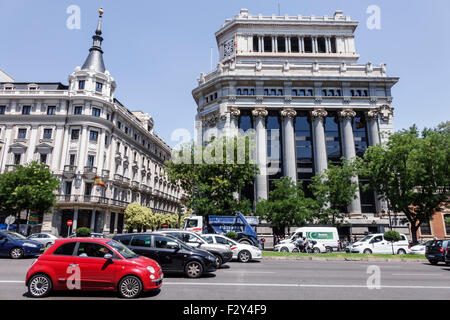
left=262, top=256, right=426, bottom=263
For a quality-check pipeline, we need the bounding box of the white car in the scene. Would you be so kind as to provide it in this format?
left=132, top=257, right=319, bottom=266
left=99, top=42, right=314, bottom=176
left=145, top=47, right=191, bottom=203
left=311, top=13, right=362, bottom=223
left=409, top=240, right=434, bottom=255
left=26, top=233, right=58, bottom=248
left=274, top=239, right=327, bottom=253
left=349, top=233, right=410, bottom=255
left=202, top=234, right=262, bottom=263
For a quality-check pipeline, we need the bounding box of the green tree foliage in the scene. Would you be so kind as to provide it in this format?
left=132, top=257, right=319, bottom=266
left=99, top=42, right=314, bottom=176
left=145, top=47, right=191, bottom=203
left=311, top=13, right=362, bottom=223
left=256, top=177, right=316, bottom=236
left=361, top=125, right=450, bottom=244
left=76, top=227, right=92, bottom=237
left=166, top=136, right=258, bottom=216
left=309, top=159, right=360, bottom=225
left=384, top=230, right=402, bottom=255
left=124, top=202, right=179, bottom=231
left=0, top=162, right=60, bottom=220
left=225, top=231, right=238, bottom=240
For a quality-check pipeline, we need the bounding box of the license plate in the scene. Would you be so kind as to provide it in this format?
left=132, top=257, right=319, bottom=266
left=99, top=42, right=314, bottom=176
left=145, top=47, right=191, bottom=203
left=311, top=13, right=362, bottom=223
left=428, top=254, right=434, bottom=258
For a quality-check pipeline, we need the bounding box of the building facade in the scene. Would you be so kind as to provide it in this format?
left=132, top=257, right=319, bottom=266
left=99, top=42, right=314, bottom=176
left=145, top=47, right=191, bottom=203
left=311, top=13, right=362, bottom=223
left=192, top=9, right=409, bottom=238
left=0, top=10, right=184, bottom=236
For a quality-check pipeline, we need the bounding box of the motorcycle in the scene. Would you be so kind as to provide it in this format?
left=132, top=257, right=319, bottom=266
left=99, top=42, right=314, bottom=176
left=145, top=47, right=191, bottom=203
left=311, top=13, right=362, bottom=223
left=292, top=240, right=321, bottom=254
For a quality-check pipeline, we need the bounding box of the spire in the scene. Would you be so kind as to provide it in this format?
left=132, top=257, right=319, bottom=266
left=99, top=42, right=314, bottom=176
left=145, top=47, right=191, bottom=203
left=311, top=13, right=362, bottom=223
left=81, top=8, right=106, bottom=73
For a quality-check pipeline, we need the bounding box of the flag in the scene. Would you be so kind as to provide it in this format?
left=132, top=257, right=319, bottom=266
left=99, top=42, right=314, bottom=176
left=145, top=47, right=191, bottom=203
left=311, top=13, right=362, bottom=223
left=356, top=121, right=365, bottom=129
left=94, top=176, right=107, bottom=188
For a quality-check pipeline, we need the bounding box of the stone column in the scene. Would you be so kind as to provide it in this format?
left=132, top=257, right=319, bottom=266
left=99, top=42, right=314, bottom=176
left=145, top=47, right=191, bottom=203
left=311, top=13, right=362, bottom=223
left=281, top=108, right=297, bottom=184
left=78, top=125, right=88, bottom=170
left=51, top=125, right=64, bottom=172
left=26, top=125, right=38, bottom=163
left=59, top=125, right=70, bottom=172
left=252, top=107, right=269, bottom=201
left=339, top=109, right=362, bottom=215
left=90, top=210, right=96, bottom=231
left=73, top=208, right=79, bottom=231
left=229, top=107, right=240, bottom=137
left=366, top=109, right=387, bottom=214
left=98, top=128, right=106, bottom=173
left=311, top=109, right=328, bottom=174
left=1, top=125, right=13, bottom=172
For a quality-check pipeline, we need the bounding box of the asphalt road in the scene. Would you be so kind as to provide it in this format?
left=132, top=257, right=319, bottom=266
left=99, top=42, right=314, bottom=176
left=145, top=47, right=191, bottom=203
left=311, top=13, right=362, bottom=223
left=0, top=257, right=449, bottom=300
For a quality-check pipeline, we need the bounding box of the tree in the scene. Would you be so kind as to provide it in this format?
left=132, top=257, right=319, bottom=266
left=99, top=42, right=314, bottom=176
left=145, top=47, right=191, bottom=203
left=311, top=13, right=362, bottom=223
left=124, top=203, right=154, bottom=231
left=0, top=162, right=60, bottom=223
left=256, top=177, right=316, bottom=237
left=309, top=159, right=360, bottom=225
left=361, top=126, right=450, bottom=244
left=166, top=136, right=258, bottom=216
left=76, top=227, right=92, bottom=237
left=384, top=230, right=402, bottom=255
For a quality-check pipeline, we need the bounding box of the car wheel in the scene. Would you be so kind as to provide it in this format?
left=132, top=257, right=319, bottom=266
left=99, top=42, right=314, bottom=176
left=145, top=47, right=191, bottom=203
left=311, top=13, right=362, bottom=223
left=214, top=255, right=223, bottom=268
left=45, top=242, right=52, bottom=248
left=313, top=247, right=321, bottom=254
left=10, top=247, right=24, bottom=259
left=326, top=247, right=333, bottom=253
left=28, top=274, right=52, bottom=298
left=397, top=249, right=406, bottom=255
left=281, top=247, right=290, bottom=253
left=239, top=239, right=252, bottom=245
left=238, top=250, right=251, bottom=263
left=429, top=260, right=438, bottom=265
left=363, top=249, right=372, bottom=254
left=185, top=261, right=203, bottom=278
left=118, top=276, right=143, bottom=299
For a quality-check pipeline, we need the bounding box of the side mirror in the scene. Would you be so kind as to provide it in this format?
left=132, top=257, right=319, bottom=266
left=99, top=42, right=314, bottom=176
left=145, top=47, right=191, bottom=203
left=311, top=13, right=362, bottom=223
left=104, top=253, right=113, bottom=260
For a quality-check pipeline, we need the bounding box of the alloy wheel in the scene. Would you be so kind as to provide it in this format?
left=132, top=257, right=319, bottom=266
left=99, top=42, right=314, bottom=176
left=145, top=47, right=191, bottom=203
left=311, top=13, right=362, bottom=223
left=10, top=248, right=23, bottom=259
left=119, top=276, right=142, bottom=299
left=238, top=250, right=251, bottom=263
left=186, top=262, right=203, bottom=278
left=29, top=275, right=51, bottom=298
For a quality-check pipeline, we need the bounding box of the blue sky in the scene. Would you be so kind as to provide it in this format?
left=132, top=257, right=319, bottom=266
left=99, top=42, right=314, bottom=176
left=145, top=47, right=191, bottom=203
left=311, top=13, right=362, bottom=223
left=0, top=0, right=449, bottom=146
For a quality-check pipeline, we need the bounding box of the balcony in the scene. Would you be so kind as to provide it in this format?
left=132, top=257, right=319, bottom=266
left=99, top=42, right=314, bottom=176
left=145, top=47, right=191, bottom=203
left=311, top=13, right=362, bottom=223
left=114, top=174, right=123, bottom=182
left=101, top=170, right=110, bottom=179
left=57, top=195, right=128, bottom=208
left=131, top=181, right=140, bottom=189
left=122, top=177, right=131, bottom=186
left=63, top=165, right=77, bottom=178
left=83, top=166, right=97, bottom=179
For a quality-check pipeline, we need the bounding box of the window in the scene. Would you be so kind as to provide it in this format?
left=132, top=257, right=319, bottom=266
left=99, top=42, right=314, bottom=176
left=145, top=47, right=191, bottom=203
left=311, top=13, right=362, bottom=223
left=304, top=37, right=313, bottom=53
left=18, top=129, right=27, bottom=139
left=253, top=36, right=259, bottom=52
left=330, top=37, right=337, bottom=53
left=445, top=215, right=450, bottom=235
left=40, top=154, right=48, bottom=164
left=22, top=106, right=31, bottom=115
left=71, top=129, right=80, bottom=140
left=95, top=82, right=103, bottom=93
left=78, top=80, right=85, bottom=90
left=84, top=183, right=93, bottom=196
left=87, top=155, right=95, bottom=167
left=317, top=37, right=327, bottom=53
left=125, top=127, right=129, bottom=135
left=47, top=106, right=56, bottom=115
left=131, top=235, right=152, bottom=247
left=291, top=37, right=299, bottom=53
left=277, top=37, right=286, bottom=52
left=154, top=236, right=179, bottom=250
left=263, top=36, right=272, bottom=52
left=216, top=236, right=234, bottom=246
left=43, top=129, right=53, bottom=139
left=69, top=154, right=76, bottom=166
left=372, top=236, right=383, bottom=243
left=420, top=221, right=432, bottom=236
left=77, top=242, right=113, bottom=258
left=89, top=130, right=98, bottom=142
left=0, top=106, right=5, bottom=114
left=53, top=242, right=76, bottom=256
left=65, top=181, right=72, bottom=195
left=74, top=106, right=83, bottom=115
left=92, top=108, right=101, bottom=117
left=116, top=235, right=132, bottom=245
left=13, top=154, right=21, bottom=165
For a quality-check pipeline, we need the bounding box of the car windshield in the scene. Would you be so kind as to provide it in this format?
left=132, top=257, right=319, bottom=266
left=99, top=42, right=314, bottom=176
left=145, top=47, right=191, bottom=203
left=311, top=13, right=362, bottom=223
left=6, top=232, right=27, bottom=240
left=107, top=240, right=139, bottom=259
left=358, top=235, right=373, bottom=242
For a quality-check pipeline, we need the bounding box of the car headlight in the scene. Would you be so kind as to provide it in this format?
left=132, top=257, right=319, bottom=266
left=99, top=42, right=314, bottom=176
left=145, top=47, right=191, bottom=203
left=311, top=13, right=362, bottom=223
left=147, top=266, right=155, bottom=274
left=23, top=243, right=38, bottom=248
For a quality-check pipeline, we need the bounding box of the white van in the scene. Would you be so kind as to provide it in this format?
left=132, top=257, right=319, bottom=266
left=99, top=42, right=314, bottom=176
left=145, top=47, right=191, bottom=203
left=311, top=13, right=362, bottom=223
left=348, top=233, right=410, bottom=255
left=279, top=227, right=340, bottom=252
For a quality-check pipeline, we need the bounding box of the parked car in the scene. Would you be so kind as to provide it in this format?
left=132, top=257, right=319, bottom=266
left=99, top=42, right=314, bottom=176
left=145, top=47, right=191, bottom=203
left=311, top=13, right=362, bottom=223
left=0, top=231, right=44, bottom=259
left=409, top=240, right=434, bottom=255
left=113, top=233, right=217, bottom=278
left=155, top=230, right=232, bottom=268
left=446, top=245, right=450, bottom=265
left=273, top=239, right=327, bottom=253
left=27, top=233, right=59, bottom=248
left=25, top=238, right=163, bottom=299
left=347, top=233, right=410, bottom=254
left=278, top=227, right=340, bottom=252
left=425, top=240, right=450, bottom=265
left=202, top=234, right=262, bottom=263
left=69, top=233, right=107, bottom=238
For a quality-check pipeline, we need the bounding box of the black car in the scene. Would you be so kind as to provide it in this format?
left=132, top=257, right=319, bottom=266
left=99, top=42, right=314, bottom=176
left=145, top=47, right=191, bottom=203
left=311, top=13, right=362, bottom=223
left=113, top=233, right=217, bottom=278
left=446, top=245, right=450, bottom=265
left=425, top=240, right=450, bottom=265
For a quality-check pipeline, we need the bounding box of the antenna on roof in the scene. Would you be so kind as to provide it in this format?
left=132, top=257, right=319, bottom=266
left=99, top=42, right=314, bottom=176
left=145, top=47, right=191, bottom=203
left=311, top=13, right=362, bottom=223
left=278, top=0, right=281, bottom=16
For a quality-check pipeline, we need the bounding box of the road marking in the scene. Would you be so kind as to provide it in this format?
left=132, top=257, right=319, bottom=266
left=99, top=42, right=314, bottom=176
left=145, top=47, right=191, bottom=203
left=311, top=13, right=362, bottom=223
left=221, top=271, right=275, bottom=274
left=163, top=282, right=450, bottom=290
left=392, top=273, right=442, bottom=276
left=0, top=281, right=24, bottom=284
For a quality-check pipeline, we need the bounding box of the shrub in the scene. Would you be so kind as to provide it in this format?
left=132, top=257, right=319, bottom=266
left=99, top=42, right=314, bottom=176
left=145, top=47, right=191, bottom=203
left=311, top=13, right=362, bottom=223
left=76, top=227, right=92, bottom=237
left=226, top=231, right=238, bottom=240
left=384, top=230, right=401, bottom=243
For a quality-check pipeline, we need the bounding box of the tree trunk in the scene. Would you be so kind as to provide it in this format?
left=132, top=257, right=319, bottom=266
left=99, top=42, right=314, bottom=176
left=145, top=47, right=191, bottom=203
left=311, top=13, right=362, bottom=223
left=410, top=224, right=419, bottom=245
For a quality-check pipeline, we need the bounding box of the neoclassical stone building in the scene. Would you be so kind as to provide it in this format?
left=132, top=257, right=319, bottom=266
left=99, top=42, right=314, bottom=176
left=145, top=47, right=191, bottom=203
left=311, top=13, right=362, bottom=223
left=0, top=10, right=184, bottom=236
left=193, top=9, right=408, bottom=237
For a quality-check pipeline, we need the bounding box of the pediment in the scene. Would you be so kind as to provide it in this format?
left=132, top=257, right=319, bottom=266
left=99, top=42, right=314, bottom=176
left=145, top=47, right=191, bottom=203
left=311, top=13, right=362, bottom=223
left=35, top=143, right=53, bottom=153
left=9, top=143, right=27, bottom=153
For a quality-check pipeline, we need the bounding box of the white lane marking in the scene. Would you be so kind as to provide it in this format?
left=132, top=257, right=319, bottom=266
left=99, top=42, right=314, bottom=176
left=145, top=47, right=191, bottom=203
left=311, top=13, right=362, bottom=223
left=0, top=281, right=24, bottom=284
left=163, top=282, right=450, bottom=290
left=392, top=273, right=442, bottom=276
left=221, top=271, right=275, bottom=274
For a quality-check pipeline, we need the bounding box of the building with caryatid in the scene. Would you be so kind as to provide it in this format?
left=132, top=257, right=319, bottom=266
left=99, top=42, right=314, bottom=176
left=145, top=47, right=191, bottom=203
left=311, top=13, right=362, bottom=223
left=0, top=9, right=185, bottom=236
left=192, top=9, right=408, bottom=237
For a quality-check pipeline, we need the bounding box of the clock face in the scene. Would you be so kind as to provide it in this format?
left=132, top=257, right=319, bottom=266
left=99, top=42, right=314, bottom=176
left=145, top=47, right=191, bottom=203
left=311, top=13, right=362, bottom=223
left=224, top=39, right=235, bottom=57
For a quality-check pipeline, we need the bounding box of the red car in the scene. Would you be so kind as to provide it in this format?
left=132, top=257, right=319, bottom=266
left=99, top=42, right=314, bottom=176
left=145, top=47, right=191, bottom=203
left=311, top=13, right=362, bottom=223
left=25, top=238, right=163, bottom=299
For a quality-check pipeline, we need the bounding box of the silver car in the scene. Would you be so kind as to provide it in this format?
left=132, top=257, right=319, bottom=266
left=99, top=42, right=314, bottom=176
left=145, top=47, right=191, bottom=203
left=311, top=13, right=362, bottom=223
left=27, top=233, right=58, bottom=248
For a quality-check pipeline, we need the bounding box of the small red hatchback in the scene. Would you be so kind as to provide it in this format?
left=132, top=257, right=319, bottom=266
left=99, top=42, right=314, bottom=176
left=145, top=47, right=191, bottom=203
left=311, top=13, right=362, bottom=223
left=26, top=238, right=163, bottom=299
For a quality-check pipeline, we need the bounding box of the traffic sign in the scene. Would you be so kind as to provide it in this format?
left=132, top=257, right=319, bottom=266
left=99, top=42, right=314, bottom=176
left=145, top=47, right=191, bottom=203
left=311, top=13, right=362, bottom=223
left=5, top=215, right=15, bottom=225
left=67, top=220, right=73, bottom=226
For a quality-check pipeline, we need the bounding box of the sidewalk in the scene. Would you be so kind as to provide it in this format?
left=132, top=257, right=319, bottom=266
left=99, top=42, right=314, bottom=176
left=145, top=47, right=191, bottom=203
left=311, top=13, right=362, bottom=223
left=262, top=252, right=427, bottom=263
